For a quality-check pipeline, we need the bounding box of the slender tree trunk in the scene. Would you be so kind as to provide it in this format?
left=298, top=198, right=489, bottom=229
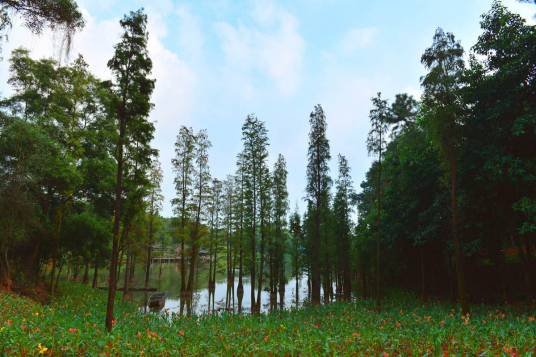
left=73, top=261, right=80, bottom=281
left=105, top=112, right=126, bottom=333
left=129, top=255, right=135, bottom=282
left=343, top=231, right=352, bottom=301
left=250, top=172, right=257, bottom=313
left=278, top=253, right=285, bottom=310
left=450, top=158, right=467, bottom=314
left=144, top=239, right=152, bottom=289
left=82, top=260, right=89, bottom=284
left=420, top=246, right=425, bottom=299
left=50, top=205, right=64, bottom=296
left=375, top=142, right=383, bottom=312
left=269, top=249, right=275, bottom=311
left=312, top=202, right=321, bottom=305
left=256, top=214, right=266, bottom=314
left=145, top=197, right=155, bottom=289
left=121, top=222, right=132, bottom=300
left=237, top=240, right=244, bottom=313
left=54, top=260, right=64, bottom=293
left=295, top=269, right=299, bottom=309
left=92, top=259, right=99, bottom=289
left=231, top=243, right=236, bottom=310
left=179, top=158, right=189, bottom=315
left=0, top=247, right=12, bottom=291
left=208, top=229, right=214, bottom=313
left=186, top=176, right=203, bottom=314
left=179, top=236, right=186, bottom=314
left=123, top=245, right=131, bottom=300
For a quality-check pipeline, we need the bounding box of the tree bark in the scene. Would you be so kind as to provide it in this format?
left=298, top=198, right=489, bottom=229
left=92, top=260, right=99, bottom=289
left=105, top=107, right=126, bottom=332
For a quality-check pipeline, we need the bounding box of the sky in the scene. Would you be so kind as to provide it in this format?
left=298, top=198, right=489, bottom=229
left=1, top=0, right=534, bottom=217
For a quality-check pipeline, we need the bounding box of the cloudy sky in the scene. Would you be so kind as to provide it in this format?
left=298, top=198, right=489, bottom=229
left=1, top=0, right=534, bottom=217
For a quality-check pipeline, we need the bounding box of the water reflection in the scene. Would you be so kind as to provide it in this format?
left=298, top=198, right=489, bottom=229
left=126, top=262, right=310, bottom=315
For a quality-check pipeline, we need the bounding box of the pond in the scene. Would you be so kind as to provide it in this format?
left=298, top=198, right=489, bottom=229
left=122, top=261, right=310, bottom=315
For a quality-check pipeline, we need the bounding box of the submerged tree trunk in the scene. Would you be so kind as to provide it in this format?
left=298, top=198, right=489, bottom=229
left=208, top=231, right=214, bottom=313
left=237, top=241, right=244, bottom=313
left=144, top=243, right=152, bottom=289
left=179, top=236, right=186, bottom=315
left=278, top=260, right=285, bottom=310
left=295, top=272, right=299, bottom=309
left=256, top=219, right=266, bottom=314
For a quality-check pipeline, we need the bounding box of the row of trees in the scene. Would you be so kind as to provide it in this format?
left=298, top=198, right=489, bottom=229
left=357, top=2, right=535, bottom=312
left=171, top=115, right=291, bottom=314
left=0, top=8, right=165, bottom=331
left=250, top=1, right=534, bottom=312
left=0, top=0, right=533, bottom=330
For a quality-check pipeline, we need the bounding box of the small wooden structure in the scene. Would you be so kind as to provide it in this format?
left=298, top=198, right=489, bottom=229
left=148, top=292, right=166, bottom=310
left=97, top=286, right=157, bottom=292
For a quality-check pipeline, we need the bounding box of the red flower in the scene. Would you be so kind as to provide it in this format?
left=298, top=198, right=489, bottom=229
left=68, top=328, right=79, bottom=333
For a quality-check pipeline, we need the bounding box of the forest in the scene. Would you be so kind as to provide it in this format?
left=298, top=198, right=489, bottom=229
left=0, top=0, right=535, bottom=355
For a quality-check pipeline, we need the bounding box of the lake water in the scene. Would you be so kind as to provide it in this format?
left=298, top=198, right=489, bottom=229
left=125, top=261, right=310, bottom=315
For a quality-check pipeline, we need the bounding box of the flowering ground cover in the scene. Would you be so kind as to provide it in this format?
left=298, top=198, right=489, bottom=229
left=0, top=282, right=534, bottom=355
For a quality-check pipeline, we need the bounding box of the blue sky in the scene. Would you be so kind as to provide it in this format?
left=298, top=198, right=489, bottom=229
left=1, top=0, right=534, bottom=217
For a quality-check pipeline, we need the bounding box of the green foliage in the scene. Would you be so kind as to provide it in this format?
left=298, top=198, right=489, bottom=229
left=0, top=283, right=534, bottom=354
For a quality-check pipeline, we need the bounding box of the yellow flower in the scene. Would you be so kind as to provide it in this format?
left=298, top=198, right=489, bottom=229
left=37, top=343, right=48, bottom=355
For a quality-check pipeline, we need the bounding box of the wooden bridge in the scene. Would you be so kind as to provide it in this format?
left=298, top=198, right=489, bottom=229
left=151, top=256, right=183, bottom=263
left=152, top=254, right=210, bottom=264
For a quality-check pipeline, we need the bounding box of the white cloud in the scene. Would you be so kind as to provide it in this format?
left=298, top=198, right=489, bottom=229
left=175, top=5, right=204, bottom=61
left=339, top=27, right=378, bottom=54
left=214, top=2, right=305, bottom=96
left=69, top=10, right=120, bottom=78
left=0, top=9, right=119, bottom=92
left=0, top=6, right=199, bottom=216
left=504, top=0, right=536, bottom=25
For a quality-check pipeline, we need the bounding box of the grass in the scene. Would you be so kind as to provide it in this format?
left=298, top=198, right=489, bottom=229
left=1, top=282, right=535, bottom=355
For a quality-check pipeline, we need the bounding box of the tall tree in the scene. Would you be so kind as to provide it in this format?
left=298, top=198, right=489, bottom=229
left=421, top=28, right=467, bottom=314
left=207, top=178, right=222, bottom=311
left=185, top=129, right=211, bottom=314
left=171, top=126, right=196, bottom=314
left=234, top=155, right=246, bottom=312
left=144, top=158, right=163, bottom=289
left=272, top=154, right=289, bottom=309
left=241, top=114, right=269, bottom=313
left=333, top=154, right=354, bottom=301
left=366, top=92, right=389, bottom=311
left=105, top=9, right=154, bottom=332
left=289, top=208, right=302, bottom=308
left=305, top=104, right=331, bottom=305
